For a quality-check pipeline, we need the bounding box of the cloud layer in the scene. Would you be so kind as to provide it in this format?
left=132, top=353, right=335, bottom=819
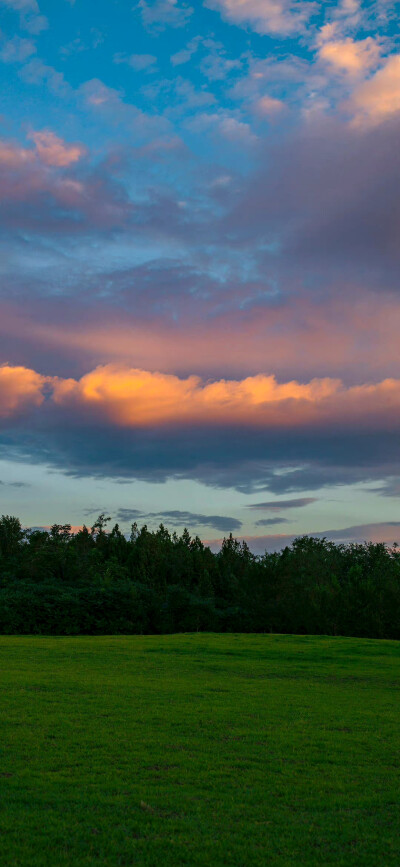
left=3, top=362, right=400, bottom=433
left=1, top=363, right=400, bottom=499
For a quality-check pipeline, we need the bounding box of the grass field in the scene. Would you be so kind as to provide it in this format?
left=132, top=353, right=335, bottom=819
left=0, top=634, right=399, bottom=866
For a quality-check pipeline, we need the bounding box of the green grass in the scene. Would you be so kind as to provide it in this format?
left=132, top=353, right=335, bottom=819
left=0, top=635, right=399, bottom=866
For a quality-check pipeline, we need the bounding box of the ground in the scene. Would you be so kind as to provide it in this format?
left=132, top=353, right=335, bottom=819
left=0, top=634, right=399, bottom=866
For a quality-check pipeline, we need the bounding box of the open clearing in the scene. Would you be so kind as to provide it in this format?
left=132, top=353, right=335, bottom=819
left=0, top=634, right=399, bottom=866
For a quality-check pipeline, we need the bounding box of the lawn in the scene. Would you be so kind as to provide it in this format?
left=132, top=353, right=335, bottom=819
left=0, top=634, right=399, bottom=866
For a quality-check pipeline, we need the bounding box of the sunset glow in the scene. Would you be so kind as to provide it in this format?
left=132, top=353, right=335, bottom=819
left=0, top=0, right=399, bottom=546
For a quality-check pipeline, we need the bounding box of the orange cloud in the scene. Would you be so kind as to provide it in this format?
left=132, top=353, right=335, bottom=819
left=0, top=364, right=46, bottom=418
left=51, top=365, right=340, bottom=427
left=1, top=362, right=400, bottom=434
left=50, top=365, right=400, bottom=431
left=350, top=54, right=400, bottom=124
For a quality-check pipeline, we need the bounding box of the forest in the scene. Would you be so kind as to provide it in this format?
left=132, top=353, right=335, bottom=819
left=0, top=514, right=399, bottom=638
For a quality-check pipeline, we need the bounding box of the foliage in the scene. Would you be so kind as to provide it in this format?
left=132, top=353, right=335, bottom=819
left=0, top=514, right=399, bottom=637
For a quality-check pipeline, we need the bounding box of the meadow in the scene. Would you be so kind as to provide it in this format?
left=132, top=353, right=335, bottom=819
left=0, top=634, right=399, bottom=866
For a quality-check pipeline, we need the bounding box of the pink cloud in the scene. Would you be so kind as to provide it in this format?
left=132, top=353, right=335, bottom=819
left=29, top=131, right=86, bottom=167
left=206, top=0, right=317, bottom=35
left=253, top=94, right=285, bottom=116
left=0, top=141, right=34, bottom=167
left=318, top=35, right=381, bottom=77
left=0, top=133, right=131, bottom=231
left=2, top=288, right=400, bottom=384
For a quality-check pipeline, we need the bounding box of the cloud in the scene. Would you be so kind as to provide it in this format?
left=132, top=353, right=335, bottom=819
left=114, top=53, right=158, bottom=71
left=0, top=133, right=132, bottom=233
left=200, top=44, right=242, bottom=81
left=0, top=480, right=29, bottom=487
left=255, top=517, right=291, bottom=526
left=3, top=271, right=400, bottom=393
left=1, top=363, right=400, bottom=496
left=50, top=364, right=356, bottom=429
left=247, top=497, right=317, bottom=510
left=0, top=364, right=46, bottom=420
left=19, top=58, right=70, bottom=95
left=28, top=131, right=86, bottom=167
left=80, top=79, right=123, bottom=108
left=0, top=132, right=85, bottom=170
left=225, top=113, right=400, bottom=286
left=0, top=35, right=36, bottom=63
left=253, top=94, right=285, bottom=115
left=0, top=140, right=34, bottom=168
left=368, top=478, right=400, bottom=498
left=170, top=36, right=201, bottom=66
left=333, top=0, right=361, bottom=25
left=186, top=111, right=257, bottom=146
left=350, top=53, right=400, bottom=124
left=318, top=36, right=381, bottom=77
left=3, top=285, right=400, bottom=395
left=0, top=0, right=48, bottom=33
left=205, top=0, right=317, bottom=36
left=78, top=78, right=171, bottom=141
left=137, top=0, right=193, bottom=32
left=116, top=508, right=242, bottom=532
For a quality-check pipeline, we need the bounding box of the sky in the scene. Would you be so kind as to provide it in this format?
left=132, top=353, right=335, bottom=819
left=0, top=0, right=400, bottom=551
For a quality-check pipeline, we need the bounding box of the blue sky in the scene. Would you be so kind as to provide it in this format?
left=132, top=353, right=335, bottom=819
left=0, top=0, right=400, bottom=549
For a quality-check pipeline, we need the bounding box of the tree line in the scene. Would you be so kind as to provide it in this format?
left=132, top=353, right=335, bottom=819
left=0, top=513, right=399, bottom=638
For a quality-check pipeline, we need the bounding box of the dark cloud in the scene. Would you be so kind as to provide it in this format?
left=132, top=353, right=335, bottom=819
left=368, top=478, right=400, bottom=498
left=247, top=497, right=317, bottom=510
left=255, top=518, right=290, bottom=527
left=116, top=508, right=242, bottom=533
left=1, top=414, right=400, bottom=498
left=225, top=115, right=400, bottom=290
left=0, top=480, right=29, bottom=487
left=114, top=509, right=142, bottom=522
